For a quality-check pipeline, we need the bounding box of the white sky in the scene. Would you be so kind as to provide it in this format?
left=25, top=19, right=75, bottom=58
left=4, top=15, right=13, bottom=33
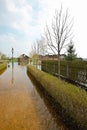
left=0, top=0, right=87, bottom=58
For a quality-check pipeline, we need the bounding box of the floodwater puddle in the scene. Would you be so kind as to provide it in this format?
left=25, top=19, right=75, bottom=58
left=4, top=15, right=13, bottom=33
left=0, top=63, right=71, bottom=130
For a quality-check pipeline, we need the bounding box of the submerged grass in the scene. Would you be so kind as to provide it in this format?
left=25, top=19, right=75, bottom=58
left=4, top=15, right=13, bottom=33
left=27, top=65, right=87, bottom=130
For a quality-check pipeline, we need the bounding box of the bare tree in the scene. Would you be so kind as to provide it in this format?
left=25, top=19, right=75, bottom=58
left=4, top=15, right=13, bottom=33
left=45, top=6, right=73, bottom=78
left=30, top=36, right=47, bottom=65
left=36, top=36, right=47, bottom=56
left=29, top=42, right=39, bottom=65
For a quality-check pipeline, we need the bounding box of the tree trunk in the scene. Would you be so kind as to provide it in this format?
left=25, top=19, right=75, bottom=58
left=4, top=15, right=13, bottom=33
left=58, top=54, right=60, bottom=79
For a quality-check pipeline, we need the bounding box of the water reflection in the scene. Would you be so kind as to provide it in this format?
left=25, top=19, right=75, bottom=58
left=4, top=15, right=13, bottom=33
left=11, top=62, right=14, bottom=84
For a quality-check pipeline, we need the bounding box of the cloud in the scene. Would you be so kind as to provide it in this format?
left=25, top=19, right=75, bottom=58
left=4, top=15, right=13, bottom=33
left=0, top=0, right=40, bottom=56
left=0, top=33, right=16, bottom=55
left=36, top=0, right=65, bottom=34
left=0, top=33, right=16, bottom=45
left=0, top=0, right=54, bottom=38
left=0, top=0, right=33, bottom=34
left=0, top=33, right=31, bottom=57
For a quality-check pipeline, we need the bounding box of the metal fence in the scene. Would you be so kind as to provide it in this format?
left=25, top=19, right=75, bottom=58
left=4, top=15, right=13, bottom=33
left=41, top=61, right=87, bottom=86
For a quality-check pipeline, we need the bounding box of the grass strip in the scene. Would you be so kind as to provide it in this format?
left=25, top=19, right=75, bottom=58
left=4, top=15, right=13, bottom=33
left=27, top=65, right=87, bottom=130
left=0, top=63, right=7, bottom=71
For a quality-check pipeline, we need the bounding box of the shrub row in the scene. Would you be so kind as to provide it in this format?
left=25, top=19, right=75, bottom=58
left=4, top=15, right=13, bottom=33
left=27, top=65, right=87, bottom=130
left=0, top=62, right=7, bottom=71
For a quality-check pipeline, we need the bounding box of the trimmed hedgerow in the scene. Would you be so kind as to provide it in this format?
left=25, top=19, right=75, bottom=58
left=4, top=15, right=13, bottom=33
left=0, top=63, right=7, bottom=75
left=0, top=63, right=7, bottom=71
left=27, top=65, right=87, bottom=130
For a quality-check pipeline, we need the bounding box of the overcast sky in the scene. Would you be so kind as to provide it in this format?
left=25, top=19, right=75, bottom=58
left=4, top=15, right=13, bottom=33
left=0, top=0, right=87, bottom=58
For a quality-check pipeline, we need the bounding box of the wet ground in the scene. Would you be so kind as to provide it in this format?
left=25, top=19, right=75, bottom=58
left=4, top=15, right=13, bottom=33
left=0, top=63, right=70, bottom=130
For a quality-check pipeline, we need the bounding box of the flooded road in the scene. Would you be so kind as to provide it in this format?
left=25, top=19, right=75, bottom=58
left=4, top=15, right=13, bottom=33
left=0, top=63, right=70, bottom=130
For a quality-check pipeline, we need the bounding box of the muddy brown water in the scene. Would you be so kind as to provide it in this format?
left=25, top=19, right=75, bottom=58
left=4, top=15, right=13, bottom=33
left=0, top=63, right=70, bottom=130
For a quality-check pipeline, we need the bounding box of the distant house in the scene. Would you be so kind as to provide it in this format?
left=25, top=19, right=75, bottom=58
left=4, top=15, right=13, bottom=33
left=39, top=54, right=65, bottom=61
left=18, top=54, right=29, bottom=65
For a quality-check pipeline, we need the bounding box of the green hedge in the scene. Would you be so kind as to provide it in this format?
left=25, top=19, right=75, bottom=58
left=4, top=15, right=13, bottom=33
left=0, top=63, right=7, bottom=75
left=27, top=65, right=87, bottom=130
left=42, top=60, right=87, bottom=84
left=0, top=63, right=7, bottom=71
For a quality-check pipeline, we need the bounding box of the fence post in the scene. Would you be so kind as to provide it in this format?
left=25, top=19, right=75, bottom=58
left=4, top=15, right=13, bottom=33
left=46, top=62, right=47, bottom=72
left=54, top=63, right=55, bottom=74
left=66, top=64, right=69, bottom=78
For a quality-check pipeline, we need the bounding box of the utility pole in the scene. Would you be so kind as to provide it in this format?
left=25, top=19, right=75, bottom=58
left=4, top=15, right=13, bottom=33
left=11, top=48, right=14, bottom=68
left=11, top=48, right=14, bottom=84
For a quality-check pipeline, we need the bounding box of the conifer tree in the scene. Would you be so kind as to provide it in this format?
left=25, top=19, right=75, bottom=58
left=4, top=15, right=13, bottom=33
left=65, top=40, right=77, bottom=61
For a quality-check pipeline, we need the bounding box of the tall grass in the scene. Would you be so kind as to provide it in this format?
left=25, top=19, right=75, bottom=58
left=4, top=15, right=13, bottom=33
left=27, top=65, right=87, bottom=130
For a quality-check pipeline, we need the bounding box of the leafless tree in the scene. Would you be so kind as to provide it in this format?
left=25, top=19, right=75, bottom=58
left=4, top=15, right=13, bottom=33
left=30, top=36, right=47, bottom=65
left=36, top=36, right=47, bottom=56
left=45, top=6, right=73, bottom=78
left=29, top=42, right=39, bottom=65
left=30, top=36, right=46, bottom=55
